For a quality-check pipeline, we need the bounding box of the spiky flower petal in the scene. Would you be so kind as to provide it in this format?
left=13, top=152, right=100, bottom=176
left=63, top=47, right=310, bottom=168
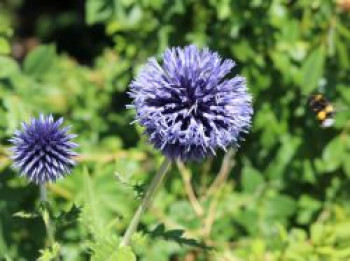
left=10, top=114, right=78, bottom=184
left=129, top=45, right=253, bottom=161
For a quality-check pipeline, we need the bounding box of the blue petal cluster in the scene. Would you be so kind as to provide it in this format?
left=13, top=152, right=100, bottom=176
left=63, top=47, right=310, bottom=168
left=10, top=114, right=78, bottom=184
left=129, top=45, right=253, bottom=161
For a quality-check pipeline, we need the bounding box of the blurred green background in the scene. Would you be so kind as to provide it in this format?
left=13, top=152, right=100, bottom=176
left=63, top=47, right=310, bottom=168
left=1, top=0, right=350, bottom=260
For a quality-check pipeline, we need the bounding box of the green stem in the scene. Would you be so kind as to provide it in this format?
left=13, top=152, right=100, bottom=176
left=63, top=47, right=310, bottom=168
left=40, top=183, right=47, bottom=202
left=40, top=184, right=59, bottom=261
left=120, top=158, right=172, bottom=247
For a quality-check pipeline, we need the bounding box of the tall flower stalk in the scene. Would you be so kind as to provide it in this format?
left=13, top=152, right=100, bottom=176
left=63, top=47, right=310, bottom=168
left=10, top=114, right=78, bottom=258
left=40, top=184, right=58, bottom=261
left=123, top=45, right=253, bottom=246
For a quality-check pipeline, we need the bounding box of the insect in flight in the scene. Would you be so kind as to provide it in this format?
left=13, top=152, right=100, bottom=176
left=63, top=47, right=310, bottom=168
left=308, top=93, right=335, bottom=128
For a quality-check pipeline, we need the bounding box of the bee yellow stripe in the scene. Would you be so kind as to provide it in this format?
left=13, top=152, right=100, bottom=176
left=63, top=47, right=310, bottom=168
left=317, top=111, right=327, bottom=120
left=314, top=95, right=323, bottom=101
left=325, top=104, right=333, bottom=113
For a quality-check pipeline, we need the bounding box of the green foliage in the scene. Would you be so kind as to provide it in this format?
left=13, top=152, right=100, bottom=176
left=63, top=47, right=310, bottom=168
left=38, top=243, right=60, bottom=261
left=1, top=0, right=350, bottom=260
left=23, top=45, right=57, bottom=79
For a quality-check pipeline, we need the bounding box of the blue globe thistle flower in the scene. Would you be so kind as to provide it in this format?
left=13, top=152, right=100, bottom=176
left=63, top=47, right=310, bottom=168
left=10, top=114, right=78, bottom=184
left=129, top=45, right=253, bottom=161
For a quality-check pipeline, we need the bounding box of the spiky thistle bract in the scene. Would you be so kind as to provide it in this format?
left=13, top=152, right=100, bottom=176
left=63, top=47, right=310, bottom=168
left=129, top=45, right=253, bottom=161
left=10, top=114, right=78, bottom=184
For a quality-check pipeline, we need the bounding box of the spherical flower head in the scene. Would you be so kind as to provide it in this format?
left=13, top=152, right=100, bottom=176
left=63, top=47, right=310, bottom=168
left=10, top=114, right=78, bottom=184
left=129, top=45, right=253, bottom=161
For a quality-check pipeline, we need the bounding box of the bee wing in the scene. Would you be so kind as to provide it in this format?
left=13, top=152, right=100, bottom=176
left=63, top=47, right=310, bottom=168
left=321, top=118, right=335, bottom=128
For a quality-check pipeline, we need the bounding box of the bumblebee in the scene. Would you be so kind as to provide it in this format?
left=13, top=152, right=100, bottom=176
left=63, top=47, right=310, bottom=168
left=308, top=93, right=335, bottom=128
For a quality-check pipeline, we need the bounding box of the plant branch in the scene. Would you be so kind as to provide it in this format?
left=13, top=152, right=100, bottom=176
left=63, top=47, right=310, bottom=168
left=202, top=196, right=218, bottom=238
left=176, top=160, right=204, bottom=217
left=201, top=148, right=236, bottom=240
left=204, top=148, right=236, bottom=199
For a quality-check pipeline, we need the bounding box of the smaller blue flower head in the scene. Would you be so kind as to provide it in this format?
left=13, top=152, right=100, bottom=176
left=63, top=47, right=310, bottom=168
left=10, top=114, right=78, bottom=184
left=129, top=45, right=253, bottom=161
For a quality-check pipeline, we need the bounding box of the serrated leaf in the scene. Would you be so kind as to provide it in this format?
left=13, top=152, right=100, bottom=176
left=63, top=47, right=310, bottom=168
left=90, top=237, right=134, bottom=261
left=38, top=243, right=60, bottom=261
left=93, top=247, right=136, bottom=261
left=114, top=172, right=145, bottom=199
left=114, top=247, right=136, bottom=261
left=163, top=229, right=184, bottom=238
left=132, top=183, right=145, bottom=199
left=148, top=223, right=212, bottom=251
left=82, top=167, right=105, bottom=239
left=39, top=201, right=54, bottom=217
left=150, top=223, right=165, bottom=236
left=54, top=204, right=81, bottom=228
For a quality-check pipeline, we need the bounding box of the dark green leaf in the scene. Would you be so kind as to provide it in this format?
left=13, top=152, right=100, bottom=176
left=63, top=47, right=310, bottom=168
left=54, top=204, right=81, bottom=228
left=148, top=223, right=212, bottom=251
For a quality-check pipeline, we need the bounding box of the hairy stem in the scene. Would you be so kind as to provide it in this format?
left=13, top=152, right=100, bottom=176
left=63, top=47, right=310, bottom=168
left=40, top=184, right=59, bottom=261
left=120, top=158, right=172, bottom=247
left=40, top=183, right=47, bottom=202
